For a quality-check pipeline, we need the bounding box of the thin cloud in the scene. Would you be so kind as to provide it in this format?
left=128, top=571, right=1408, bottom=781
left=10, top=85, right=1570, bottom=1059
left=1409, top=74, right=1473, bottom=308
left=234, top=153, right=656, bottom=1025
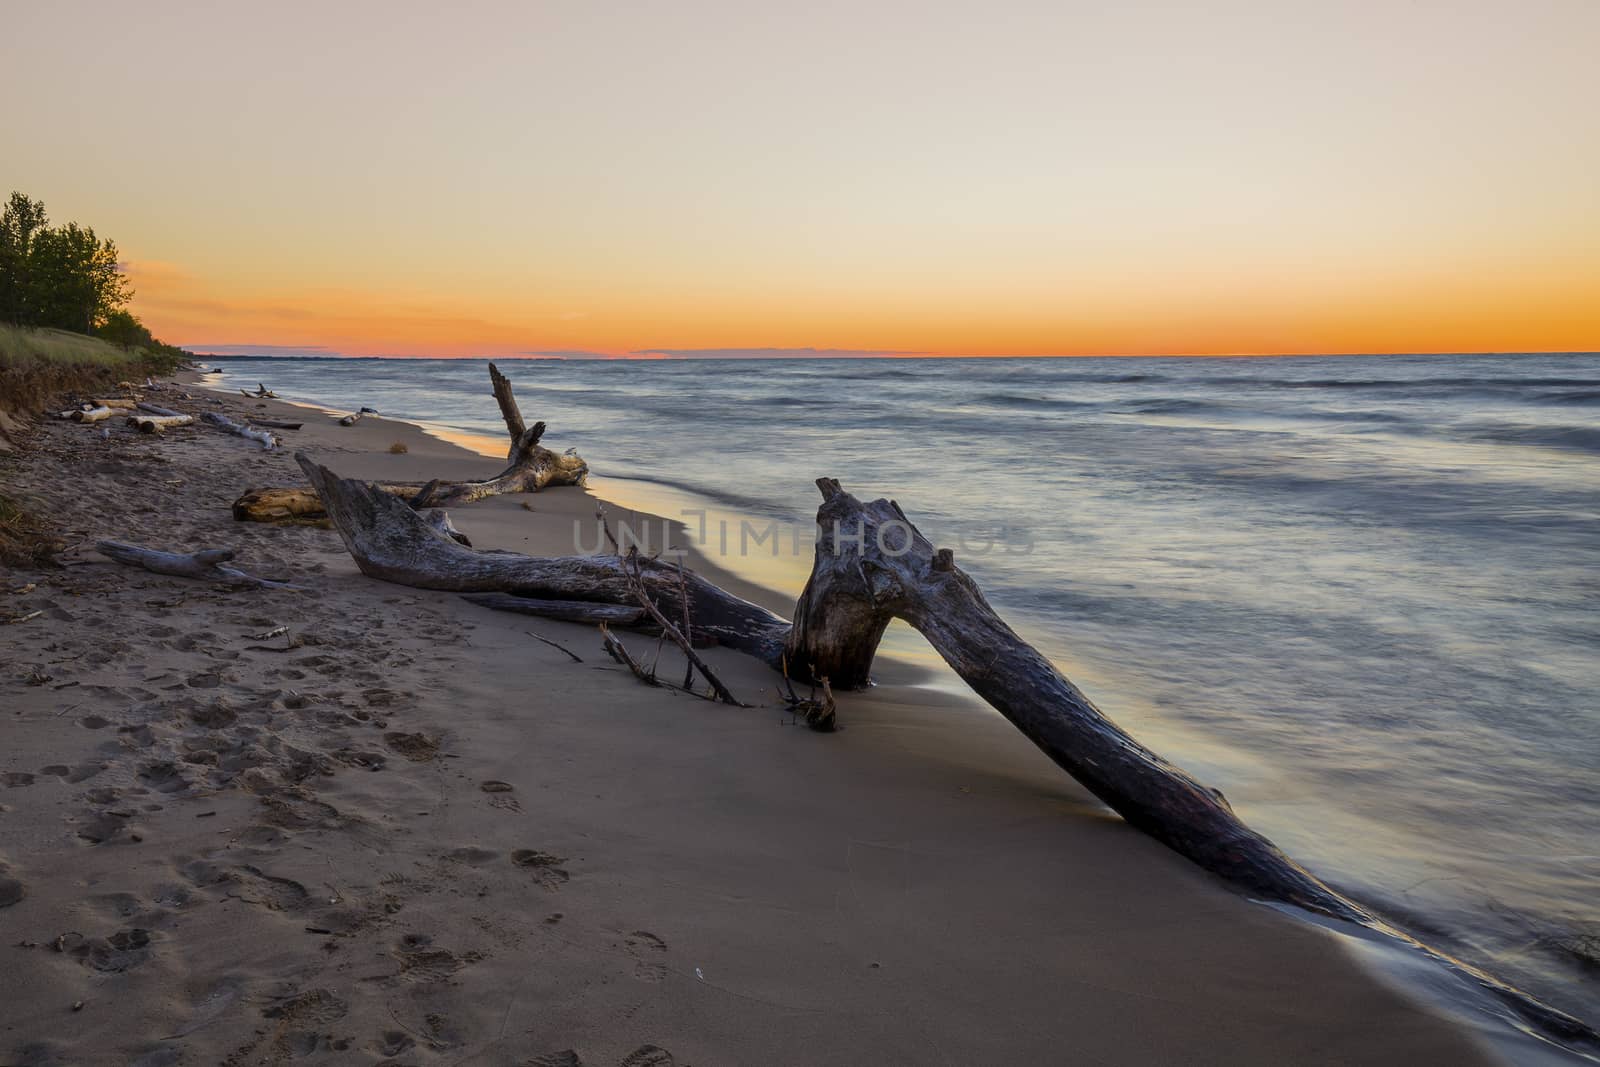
left=514, top=349, right=619, bottom=360
left=189, top=343, right=346, bottom=357
left=630, top=347, right=928, bottom=360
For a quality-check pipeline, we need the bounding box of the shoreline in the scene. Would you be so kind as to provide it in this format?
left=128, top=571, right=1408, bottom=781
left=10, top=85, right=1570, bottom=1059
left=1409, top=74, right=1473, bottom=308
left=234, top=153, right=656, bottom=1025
left=0, top=373, right=1510, bottom=1064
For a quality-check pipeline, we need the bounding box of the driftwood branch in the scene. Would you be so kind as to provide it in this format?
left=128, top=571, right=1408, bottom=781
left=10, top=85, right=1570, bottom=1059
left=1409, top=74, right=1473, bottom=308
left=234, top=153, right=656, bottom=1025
left=622, top=549, right=744, bottom=705
left=461, top=593, right=644, bottom=625
left=241, top=383, right=278, bottom=399
left=71, top=406, right=116, bottom=424
left=202, top=411, right=278, bottom=450
left=232, top=365, right=588, bottom=524
left=95, top=541, right=290, bottom=590
left=599, top=623, right=657, bottom=686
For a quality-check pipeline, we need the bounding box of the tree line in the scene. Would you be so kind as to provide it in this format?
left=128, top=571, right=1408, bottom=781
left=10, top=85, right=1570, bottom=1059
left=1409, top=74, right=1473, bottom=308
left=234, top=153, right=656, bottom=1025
left=0, top=191, right=180, bottom=354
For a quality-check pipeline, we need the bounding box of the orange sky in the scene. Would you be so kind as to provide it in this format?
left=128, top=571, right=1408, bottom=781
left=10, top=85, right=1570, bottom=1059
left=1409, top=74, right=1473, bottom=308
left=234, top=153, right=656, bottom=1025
left=7, top=1, right=1598, bottom=358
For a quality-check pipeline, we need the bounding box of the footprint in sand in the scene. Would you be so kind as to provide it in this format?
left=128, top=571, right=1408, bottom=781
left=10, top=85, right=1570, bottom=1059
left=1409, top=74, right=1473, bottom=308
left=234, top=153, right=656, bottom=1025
left=445, top=846, right=501, bottom=867
left=526, top=1052, right=584, bottom=1067
left=57, top=927, right=152, bottom=972
left=3, top=772, right=36, bottom=788
left=620, top=1046, right=676, bottom=1067
left=481, top=779, right=522, bottom=813
left=623, top=931, right=669, bottom=982
left=511, top=849, right=569, bottom=890
left=370, top=1031, right=415, bottom=1057
left=384, top=731, right=440, bottom=761
left=392, top=933, right=477, bottom=985
left=0, top=861, right=24, bottom=908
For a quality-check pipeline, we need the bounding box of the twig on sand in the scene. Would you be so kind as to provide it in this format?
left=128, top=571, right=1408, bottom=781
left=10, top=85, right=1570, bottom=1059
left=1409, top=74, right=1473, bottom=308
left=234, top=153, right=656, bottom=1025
left=623, top=548, right=744, bottom=706
left=526, top=629, right=582, bottom=663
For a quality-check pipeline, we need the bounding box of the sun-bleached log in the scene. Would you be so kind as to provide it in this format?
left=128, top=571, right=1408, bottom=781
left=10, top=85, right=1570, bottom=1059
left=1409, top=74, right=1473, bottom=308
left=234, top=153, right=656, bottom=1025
left=232, top=364, right=588, bottom=523
left=71, top=406, right=116, bottom=423
left=91, top=398, right=138, bottom=410
left=127, top=414, right=194, bottom=434
left=293, top=452, right=1598, bottom=1050
left=201, top=411, right=278, bottom=450
left=231, top=487, right=329, bottom=523
left=337, top=406, right=380, bottom=427
left=95, top=541, right=290, bottom=589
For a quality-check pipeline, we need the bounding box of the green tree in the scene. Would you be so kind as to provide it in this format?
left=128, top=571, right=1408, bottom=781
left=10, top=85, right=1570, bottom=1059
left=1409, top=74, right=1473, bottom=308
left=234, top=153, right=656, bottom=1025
left=28, top=221, right=131, bottom=332
left=0, top=192, right=50, bottom=325
left=94, top=308, right=157, bottom=348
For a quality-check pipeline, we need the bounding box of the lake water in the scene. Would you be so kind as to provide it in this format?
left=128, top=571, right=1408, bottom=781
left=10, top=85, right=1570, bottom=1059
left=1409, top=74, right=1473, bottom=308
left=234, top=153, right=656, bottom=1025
left=209, top=352, right=1600, bottom=1031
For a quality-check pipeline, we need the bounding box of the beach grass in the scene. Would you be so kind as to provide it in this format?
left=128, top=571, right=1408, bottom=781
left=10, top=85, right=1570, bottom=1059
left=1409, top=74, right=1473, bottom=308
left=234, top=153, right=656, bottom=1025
left=0, top=323, right=170, bottom=372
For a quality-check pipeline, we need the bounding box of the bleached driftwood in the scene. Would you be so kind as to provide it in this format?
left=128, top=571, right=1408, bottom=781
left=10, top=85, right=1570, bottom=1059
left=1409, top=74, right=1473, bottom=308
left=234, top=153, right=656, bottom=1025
left=71, top=406, right=116, bottom=424
left=232, top=364, right=588, bottom=523
left=241, top=382, right=278, bottom=399
left=201, top=411, right=278, bottom=450
left=95, top=541, right=290, bottom=589
left=293, top=452, right=1598, bottom=1050
left=91, top=398, right=138, bottom=410
left=126, top=414, right=194, bottom=434
left=338, top=406, right=379, bottom=427
left=136, top=402, right=184, bottom=418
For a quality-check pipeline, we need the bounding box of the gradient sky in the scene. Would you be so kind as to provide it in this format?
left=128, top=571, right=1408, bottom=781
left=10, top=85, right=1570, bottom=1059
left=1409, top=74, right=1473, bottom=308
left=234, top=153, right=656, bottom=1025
left=5, top=0, right=1597, bottom=357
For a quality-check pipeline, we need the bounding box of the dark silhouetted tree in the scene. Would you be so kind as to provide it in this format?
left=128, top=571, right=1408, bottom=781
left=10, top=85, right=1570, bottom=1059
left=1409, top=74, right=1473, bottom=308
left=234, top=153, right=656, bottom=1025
left=0, top=192, right=50, bottom=325
left=0, top=192, right=132, bottom=331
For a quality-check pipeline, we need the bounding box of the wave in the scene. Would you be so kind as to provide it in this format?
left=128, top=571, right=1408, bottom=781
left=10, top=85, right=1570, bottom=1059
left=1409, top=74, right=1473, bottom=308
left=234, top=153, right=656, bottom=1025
left=1537, top=389, right=1600, bottom=406
left=1467, top=423, right=1600, bottom=456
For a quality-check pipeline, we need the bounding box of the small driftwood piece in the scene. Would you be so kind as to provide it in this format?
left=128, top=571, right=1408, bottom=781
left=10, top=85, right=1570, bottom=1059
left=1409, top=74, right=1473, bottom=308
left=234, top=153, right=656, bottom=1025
left=623, top=548, right=744, bottom=705
left=127, top=414, right=194, bottom=434
left=527, top=630, right=583, bottom=663
left=136, top=402, right=184, bottom=418
left=202, top=411, right=278, bottom=450
left=95, top=541, right=290, bottom=590
left=233, top=365, right=588, bottom=523
left=253, top=419, right=303, bottom=431
left=230, top=487, right=329, bottom=524
left=241, top=383, right=278, bottom=399
left=338, top=406, right=379, bottom=427
left=599, top=623, right=657, bottom=686
left=71, top=406, right=116, bottom=424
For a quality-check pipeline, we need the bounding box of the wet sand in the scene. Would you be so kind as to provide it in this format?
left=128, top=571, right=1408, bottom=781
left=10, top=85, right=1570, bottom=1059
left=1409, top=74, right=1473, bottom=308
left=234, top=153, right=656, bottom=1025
left=0, top=378, right=1497, bottom=1065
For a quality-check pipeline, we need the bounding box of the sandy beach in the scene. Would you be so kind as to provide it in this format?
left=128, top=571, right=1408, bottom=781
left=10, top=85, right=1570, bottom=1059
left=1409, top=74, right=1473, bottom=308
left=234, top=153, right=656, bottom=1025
left=0, top=378, right=1498, bottom=1065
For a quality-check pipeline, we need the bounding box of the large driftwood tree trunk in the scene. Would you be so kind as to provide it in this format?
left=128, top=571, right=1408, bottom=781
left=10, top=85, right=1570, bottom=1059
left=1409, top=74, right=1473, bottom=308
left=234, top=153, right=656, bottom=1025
left=295, top=454, right=1595, bottom=1049
left=233, top=364, right=588, bottom=522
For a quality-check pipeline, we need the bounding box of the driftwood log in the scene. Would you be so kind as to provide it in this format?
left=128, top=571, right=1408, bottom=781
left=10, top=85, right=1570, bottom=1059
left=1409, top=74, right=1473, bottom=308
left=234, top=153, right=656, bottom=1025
left=127, top=414, right=194, bottom=434
left=233, top=363, right=588, bottom=523
left=202, top=411, right=278, bottom=450
left=294, top=452, right=1596, bottom=1049
left=95, top=541, right=290, bottom=589
left=241, top=383, right=278, bottom=399
left=71, top=406, right=116, bottom=423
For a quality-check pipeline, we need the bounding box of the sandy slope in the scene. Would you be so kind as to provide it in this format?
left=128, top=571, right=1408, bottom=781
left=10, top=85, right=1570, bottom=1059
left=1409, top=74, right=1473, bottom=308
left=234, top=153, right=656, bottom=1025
left=0, top=379, right=1495, bottom=1065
